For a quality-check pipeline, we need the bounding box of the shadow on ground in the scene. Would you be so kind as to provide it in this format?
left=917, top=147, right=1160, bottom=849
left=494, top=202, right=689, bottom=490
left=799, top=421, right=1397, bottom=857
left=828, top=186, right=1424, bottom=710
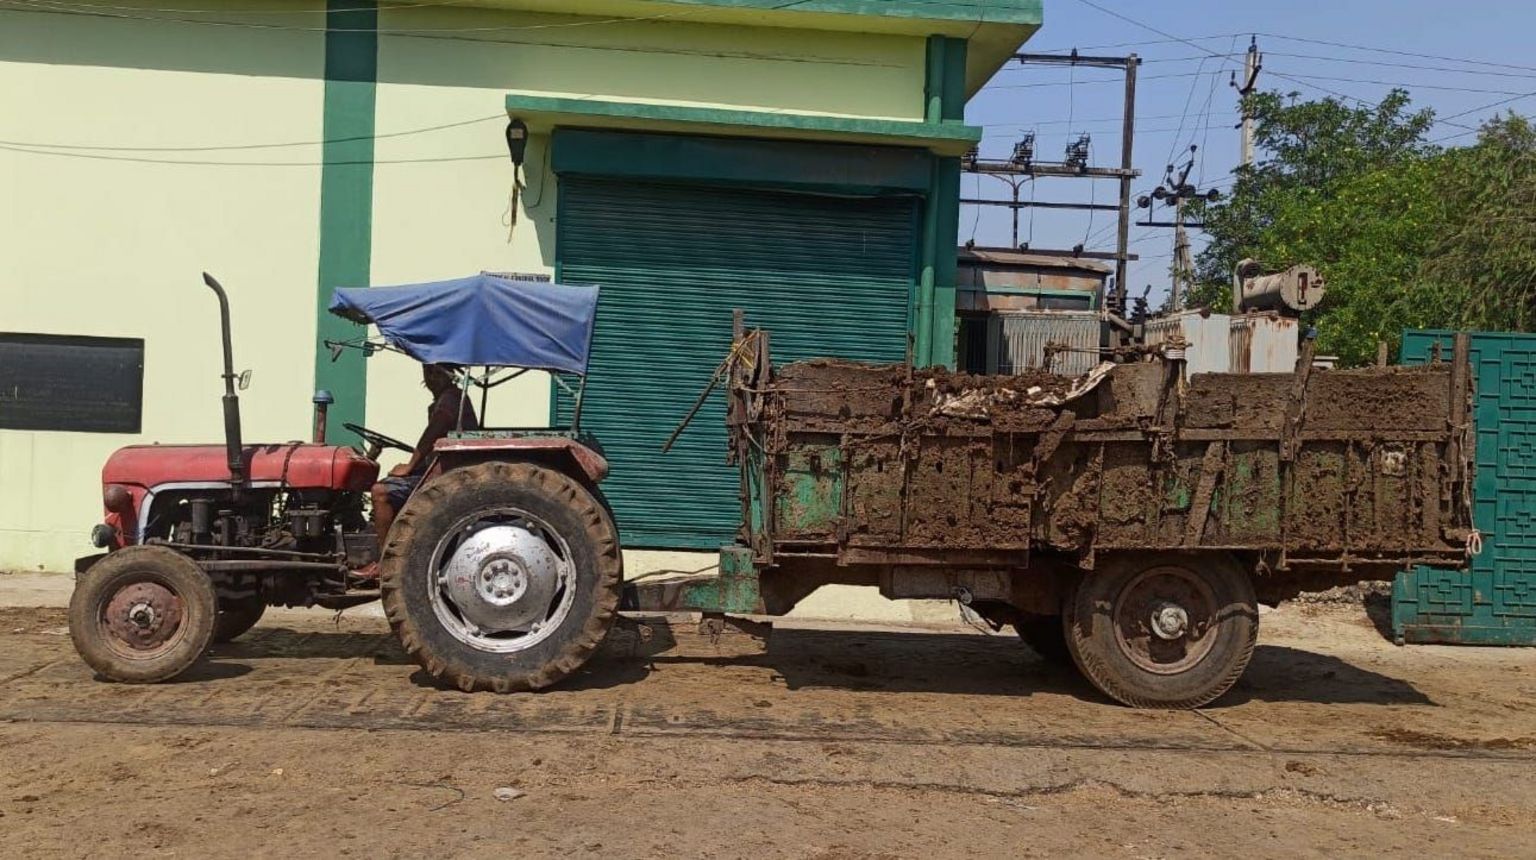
left=205, top=620, right=1430, bottom=706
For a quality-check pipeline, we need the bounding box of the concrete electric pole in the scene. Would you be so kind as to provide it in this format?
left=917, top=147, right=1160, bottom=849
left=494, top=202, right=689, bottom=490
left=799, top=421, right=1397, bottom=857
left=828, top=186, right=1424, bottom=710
left=1233, top=36, right=1263, bottom=168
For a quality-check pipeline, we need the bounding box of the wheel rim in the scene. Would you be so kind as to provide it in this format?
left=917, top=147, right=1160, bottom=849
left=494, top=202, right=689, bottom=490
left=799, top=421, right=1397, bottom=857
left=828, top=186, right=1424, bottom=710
left=100, top=578, right=186, bottom=660
left=427, top=506, right=577, bottom=654
left=1110, top=564, right=1219, bottom=675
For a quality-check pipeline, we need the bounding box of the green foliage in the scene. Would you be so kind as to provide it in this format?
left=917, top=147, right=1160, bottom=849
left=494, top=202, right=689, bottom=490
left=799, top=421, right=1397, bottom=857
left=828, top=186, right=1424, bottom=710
left=1419, top=116, right=1536, bottom=334
left=1189, top=90, right=1536, bottom=365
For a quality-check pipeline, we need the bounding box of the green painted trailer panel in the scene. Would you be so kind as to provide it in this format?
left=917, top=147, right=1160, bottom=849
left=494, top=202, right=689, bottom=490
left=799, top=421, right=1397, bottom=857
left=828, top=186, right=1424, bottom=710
left=1395, top=330, right=1536, bottom=645
left=556, top=175, right=919, bottom=548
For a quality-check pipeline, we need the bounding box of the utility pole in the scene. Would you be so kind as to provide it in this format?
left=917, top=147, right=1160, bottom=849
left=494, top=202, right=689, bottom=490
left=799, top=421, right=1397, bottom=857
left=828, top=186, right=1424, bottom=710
left=1172, top=194, right=1192, bottom=309
left=1233, top=36, right=1263, bottom=168
left=1136, top=146, right=1219, bottom=311
left=963, top=52, right=1142, bottom=319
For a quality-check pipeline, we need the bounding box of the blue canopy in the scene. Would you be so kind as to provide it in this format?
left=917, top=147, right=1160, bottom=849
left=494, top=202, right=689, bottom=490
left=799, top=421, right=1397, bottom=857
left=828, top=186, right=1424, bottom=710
left=328, top=274, right=598, bottom=375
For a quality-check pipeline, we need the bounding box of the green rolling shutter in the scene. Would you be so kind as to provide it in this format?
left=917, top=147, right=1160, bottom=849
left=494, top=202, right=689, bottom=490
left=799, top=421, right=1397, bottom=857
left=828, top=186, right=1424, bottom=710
left=556, top=175, right=919, bottom=548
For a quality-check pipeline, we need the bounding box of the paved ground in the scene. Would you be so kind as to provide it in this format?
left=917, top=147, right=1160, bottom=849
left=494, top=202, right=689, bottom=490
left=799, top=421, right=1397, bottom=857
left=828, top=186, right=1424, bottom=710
left=1, top=590, right=1534, bottom=858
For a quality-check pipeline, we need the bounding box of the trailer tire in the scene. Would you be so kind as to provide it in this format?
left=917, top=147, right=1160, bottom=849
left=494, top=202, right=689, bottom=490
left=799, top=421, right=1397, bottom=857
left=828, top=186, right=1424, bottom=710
left=212, top=595, right=266, bottom=643
left=1014, top=614, right=1072, bottom=666
left=1065, top=552, right=1257, bottom=709
left=68, top=545, right=217, bottom=683
left=380, top=461, right=622, bottom=693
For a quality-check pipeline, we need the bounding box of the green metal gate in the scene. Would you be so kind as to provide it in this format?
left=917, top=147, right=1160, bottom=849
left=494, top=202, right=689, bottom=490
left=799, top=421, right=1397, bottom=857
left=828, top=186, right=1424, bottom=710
left=556, top=175, right=919, bottom=548
left=1394, top=330, right=1536, bottom=645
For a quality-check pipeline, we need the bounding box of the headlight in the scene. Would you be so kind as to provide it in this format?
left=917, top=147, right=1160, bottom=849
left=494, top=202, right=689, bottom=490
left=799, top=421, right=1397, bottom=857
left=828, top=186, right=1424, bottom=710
left=90, top=523, right=118, bottom=548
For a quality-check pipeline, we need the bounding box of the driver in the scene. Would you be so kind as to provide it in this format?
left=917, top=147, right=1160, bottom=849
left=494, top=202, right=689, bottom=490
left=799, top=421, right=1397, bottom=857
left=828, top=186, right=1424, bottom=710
left=365, top=363, right=478, bottom=564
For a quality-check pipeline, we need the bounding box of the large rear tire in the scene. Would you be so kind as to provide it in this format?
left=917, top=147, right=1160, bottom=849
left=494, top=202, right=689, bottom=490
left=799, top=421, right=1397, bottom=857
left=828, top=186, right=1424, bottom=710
left=212, top=595, right=266, bottom=643
left=380, top=462, right=623, bottom=692
left=1064, top=552, right=1257, bottom=709
left=68, top=545, right=217, bottom=683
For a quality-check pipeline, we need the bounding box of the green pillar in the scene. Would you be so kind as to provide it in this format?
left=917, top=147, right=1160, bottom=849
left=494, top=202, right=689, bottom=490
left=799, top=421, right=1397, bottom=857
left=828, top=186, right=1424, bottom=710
left=919, top=35, right=967, bottom=368
left=313, top=0, right=377, bottom=441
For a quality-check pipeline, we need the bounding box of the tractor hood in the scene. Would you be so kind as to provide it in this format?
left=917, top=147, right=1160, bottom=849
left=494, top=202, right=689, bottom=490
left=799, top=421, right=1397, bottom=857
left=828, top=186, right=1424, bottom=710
left=103, top=443, right=379, bottom=493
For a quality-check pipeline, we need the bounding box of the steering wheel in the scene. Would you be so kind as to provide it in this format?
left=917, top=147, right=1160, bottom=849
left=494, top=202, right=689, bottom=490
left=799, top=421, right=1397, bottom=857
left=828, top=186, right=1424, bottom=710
left=343, top=421, right=413, bottom=460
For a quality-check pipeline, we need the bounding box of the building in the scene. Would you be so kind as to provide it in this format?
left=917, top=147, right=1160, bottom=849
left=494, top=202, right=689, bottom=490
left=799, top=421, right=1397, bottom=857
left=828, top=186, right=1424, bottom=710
left=955, top=248, right=1108, bottom=376
left=0, top=0, right=1042, bottom=575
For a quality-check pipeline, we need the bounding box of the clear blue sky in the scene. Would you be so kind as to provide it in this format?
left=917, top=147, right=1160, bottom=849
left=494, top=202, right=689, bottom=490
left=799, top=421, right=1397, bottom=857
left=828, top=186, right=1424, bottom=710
left=963, top=0, right=1536, bottom=306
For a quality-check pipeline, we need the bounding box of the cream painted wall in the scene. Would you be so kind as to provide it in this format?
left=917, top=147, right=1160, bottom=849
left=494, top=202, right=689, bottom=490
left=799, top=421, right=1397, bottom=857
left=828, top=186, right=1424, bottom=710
left=0, top=4, right=326, bottom=571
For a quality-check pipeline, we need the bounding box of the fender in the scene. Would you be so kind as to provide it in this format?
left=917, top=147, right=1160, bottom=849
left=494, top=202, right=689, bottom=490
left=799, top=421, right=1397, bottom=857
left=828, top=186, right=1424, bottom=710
left=429, top=436, right=609, bottom=483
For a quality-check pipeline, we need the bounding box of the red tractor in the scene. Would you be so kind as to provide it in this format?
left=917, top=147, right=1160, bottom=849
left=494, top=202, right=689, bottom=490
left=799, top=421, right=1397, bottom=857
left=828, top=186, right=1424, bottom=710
left=69, top=273, right=622, bottom=692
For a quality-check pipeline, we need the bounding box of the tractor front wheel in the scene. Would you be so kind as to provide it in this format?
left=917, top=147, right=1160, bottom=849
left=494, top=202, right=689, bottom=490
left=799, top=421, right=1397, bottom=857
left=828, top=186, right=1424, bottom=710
left=380, top=461, right=622, bottom=692
left=68, top=545, right=217, bottom=683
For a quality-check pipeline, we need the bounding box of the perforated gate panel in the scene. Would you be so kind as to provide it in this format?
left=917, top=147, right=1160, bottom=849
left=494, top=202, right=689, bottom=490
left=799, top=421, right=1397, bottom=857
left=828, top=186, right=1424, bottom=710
left=1394, top=331, right=1536, bottom=644
left=555, top=176, right=919, bottom=548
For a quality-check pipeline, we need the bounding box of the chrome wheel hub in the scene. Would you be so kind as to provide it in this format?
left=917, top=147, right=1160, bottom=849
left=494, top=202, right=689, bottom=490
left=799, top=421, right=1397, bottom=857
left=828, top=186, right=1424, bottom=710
left=1151, top=603, right=1189, bottom=640
left=430, top=510, right=576, bottom=654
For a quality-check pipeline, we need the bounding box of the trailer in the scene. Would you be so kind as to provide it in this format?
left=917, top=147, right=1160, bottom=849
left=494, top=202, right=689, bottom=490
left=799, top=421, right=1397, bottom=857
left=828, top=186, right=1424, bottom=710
left=627, top=329, right=1478, bottom=708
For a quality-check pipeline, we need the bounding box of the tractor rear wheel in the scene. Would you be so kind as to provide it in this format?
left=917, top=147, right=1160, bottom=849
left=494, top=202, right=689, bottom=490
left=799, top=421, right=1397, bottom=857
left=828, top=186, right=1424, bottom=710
left=1064, top=552, right=1257, bottom=709
left=379, top=461, right=622, bottom=692
left=213, top=595, right=266, bottom=643
left=68, top=545, right=217, bottom=683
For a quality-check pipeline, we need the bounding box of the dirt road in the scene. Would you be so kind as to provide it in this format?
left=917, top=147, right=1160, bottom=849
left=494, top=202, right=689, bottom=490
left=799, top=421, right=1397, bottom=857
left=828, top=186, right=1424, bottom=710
left=1, top=599, right=1533, bottom=858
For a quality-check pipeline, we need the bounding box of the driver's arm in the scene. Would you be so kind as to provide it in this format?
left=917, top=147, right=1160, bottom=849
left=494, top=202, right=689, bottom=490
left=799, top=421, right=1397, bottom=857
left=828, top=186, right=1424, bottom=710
left=399, top=400, right=459, bottom=475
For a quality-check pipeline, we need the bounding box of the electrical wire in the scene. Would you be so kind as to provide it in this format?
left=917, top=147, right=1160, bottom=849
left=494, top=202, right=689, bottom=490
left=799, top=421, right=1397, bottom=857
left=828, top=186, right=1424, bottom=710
left=0, top=141, right=506, bottom=165
left=1034, top=29, right=1536, bottom=79
left=1261, top=51, right=1536, bottom=81
left=0, top=112, right=505, bottom=152
left=1258, top=32, right=1536, bottom=76
left=1165, top=55, right=1210, bottom=169
left=981, top=112, right=1193, bottom=129
left=988, top=69, right=1224, bottom=90
left=0, top=0, right=807, bottom=33
left=1266, top=71, right=1536, bottom=97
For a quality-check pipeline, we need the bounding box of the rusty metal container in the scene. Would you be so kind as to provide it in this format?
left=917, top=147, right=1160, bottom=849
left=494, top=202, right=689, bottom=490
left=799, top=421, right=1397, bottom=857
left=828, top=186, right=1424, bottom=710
left=988, top=311, right=1101, bottom=376
left=1143, top=310, right=1231, bottom=375
left=1229, top=312, right=1299, bottom=373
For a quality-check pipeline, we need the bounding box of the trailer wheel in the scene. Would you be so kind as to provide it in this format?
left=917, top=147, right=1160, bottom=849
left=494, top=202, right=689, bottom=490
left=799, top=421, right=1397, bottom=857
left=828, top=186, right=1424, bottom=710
left=212, top=595, right=266, bottom=643
left=1064, top=552, right=1257, bottom=709
left=379, top=461, right=622, bottom=693
left=1014, top=614, right=1072, bottom=666
left=68, top=545, right=217, bottom=683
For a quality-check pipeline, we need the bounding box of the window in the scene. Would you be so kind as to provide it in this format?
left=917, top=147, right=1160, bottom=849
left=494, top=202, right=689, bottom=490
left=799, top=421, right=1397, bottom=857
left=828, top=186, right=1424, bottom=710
left=0, top=333, right=144, bottom=433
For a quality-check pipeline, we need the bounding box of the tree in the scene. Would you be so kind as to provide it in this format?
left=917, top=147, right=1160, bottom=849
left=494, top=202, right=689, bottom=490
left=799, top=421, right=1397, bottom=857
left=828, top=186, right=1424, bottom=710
left=1187, top=90, right=1536, bottom=365
left=1189, top=88, right=1436, bottom=305
left=1418, top=115, right=1536, bottom=334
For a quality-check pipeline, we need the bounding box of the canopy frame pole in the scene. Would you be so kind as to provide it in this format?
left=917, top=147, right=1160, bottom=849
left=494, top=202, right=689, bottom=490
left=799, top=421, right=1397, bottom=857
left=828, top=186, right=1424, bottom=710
left=456, top=371, right=471, bottom=434
left=572, top=375, right=588, bottom=435
left=480, top=365, right=491, bottom=429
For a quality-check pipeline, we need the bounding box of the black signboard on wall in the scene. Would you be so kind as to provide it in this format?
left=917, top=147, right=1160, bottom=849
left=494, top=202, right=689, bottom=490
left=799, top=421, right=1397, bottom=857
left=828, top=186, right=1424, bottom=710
left=0, top=333, right=144, bottom=433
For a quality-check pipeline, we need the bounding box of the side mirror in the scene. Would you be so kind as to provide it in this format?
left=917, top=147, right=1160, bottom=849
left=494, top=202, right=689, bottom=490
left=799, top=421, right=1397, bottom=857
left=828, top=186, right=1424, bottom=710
left=238, top=369, right=253, bottom=391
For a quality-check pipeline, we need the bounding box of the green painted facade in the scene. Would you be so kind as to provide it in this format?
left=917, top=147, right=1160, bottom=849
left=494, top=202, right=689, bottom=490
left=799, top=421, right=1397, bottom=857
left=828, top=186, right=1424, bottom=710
left=312, top=0, right=377, bottom=442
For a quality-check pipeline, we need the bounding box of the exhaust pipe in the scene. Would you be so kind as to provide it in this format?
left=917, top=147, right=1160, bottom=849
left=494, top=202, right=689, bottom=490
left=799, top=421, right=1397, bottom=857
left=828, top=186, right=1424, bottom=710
left=202, top=273, right=246, bottom=498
